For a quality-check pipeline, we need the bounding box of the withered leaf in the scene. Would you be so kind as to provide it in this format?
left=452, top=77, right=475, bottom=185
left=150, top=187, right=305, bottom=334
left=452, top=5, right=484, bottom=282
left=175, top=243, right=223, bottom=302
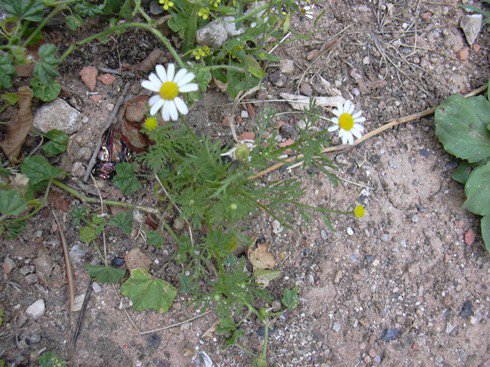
left=247, top=243, right=277, bottom=270
left=0, top=87, right=33, bottom=162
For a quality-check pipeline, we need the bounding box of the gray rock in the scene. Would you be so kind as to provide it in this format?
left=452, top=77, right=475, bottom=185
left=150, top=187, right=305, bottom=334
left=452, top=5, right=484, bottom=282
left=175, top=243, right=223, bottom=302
left=92, top=282, right=102, bottom=293
left=19, top=265, right=34, bottom=275
left=222, top=16, right=246, bottom=37
left=196, top=19, right=229, bottom=48
left=280, top=59, right=295, bottom=75
left=279, top=123, right=298, bottom=139
left=33, top=98, right=81, bottom=134
left=149, top=0, right=164, bottom=15
left=269, top=71, right=287, bottom=87
left=460, top=14, right=483, bottom=46
left=3, top=256, right=15, bottom=274
left=69, top=243, right=91, bottom=265
left=26, top=299, right=45, bottom=319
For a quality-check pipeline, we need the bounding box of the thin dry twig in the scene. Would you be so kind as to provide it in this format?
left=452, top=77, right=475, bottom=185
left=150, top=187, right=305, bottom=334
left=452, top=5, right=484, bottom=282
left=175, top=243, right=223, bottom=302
left=72, top=280, right=93, bottom=346
left=296, top=25, right=352, bottom=93
left=83, top=82, right=131, bottom=182
left=52, top=210, right=75, bottom=313
left=90, top=174, right=109, bottom=265
left=111, top=284, right=141, bottom=333
left=248, top=84, right=488, bottom=181
left=230, top=84, right=262, bottom=142
left=139, top=310, right=212, bottom=335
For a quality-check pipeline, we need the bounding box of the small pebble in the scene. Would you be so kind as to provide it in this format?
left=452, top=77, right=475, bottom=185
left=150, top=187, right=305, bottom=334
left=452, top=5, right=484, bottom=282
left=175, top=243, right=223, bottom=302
left=380, top=328, right=400, bottom=341
left=240, top=110, right=249, bottom=118
left=92, top=282, right=102, bottom=293
left=332, top=322, right=341, bottom=332
left=148, top=333, right=161, bottom=349
left=111, top=256, right=125, bottom=268
left=460, top=301, right=473, bottom=319
left=3, top=256, right=16, bottom=274
left=320, top=230, right=328, bottom=240
left=26, top=299, right=45, bottom=319
left=411, top=215, right=419, bottom=223
left=346, top=227, right=354, bottom=236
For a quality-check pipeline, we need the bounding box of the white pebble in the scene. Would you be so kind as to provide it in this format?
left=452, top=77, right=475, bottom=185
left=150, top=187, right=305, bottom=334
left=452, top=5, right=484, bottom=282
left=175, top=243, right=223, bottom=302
left=26, top=299, right=45, bottom=319
left=347, top=227, right=354, bottom=236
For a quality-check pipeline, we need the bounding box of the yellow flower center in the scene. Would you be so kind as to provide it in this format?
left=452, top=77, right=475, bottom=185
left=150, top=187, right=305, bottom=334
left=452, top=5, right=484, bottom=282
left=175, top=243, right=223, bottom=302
left=144, top=117, right=158, bottom=130
left=159, top=81, right=179, bottom=100
left=339, top=113, right=354, bottom=131
left=353, top=205, right=365, bottom=218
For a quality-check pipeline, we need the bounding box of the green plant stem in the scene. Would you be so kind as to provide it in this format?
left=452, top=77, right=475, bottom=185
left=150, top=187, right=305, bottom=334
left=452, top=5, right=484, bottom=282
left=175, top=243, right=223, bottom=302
left=22, top=1, right=76, bottom=48
left=52, top=179, right=160, bottom=214
left=261, top=321, right=269, bottom=361
left=205, top=64, right=247, bottom=73
left=59, top=22, right=184, bottom=68
left=137, top=4, right=154, bottom=24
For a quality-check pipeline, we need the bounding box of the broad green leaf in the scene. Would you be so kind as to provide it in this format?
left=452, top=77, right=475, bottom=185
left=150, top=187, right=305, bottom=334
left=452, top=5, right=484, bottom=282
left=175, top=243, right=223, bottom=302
left=451, top=161, right=473, bottom=184
left=435, top=94, right=490, bottom=163
left=33, top=44, right=60, bottom=85
left=42, top=129, right=68, bottom=157
left=482, top=216, right=490, bottom=254
left=87, top=264, right=126, bottom=283
left=464, top=162, right=490, bottom=216
left=147, top=230, right=164, bottom=248
left=73, top=1, right=103, bottom=17
left=5, top=220, right=26, bottom=239
left=244, top=55, right=266, bottom=79
left=118, top=0, right=133, bottom=18
left=0, top=190, right=27, bottom=216
left=20, top=155, right=64, bottom=185
left=65, top=15, right=82, bottom=31
left=110, top=210, right=133, bottom=235
left=121, top=269, right=176, bottom=312
left=80, top=226, right=96, bottom=243
left=39, top=352, right=66, bottom=367
left=1, top=92, right=18, bottom=105
left=0, top=0, right=44, bottom=21
left=100, top=0, right=123, bottom=15
left=70, top=205, right=87, bottom=226
left=20, top=155, right=64, bottom=184
left=281, top=286, right=299, bottom=311
left=31, top=76, right=61, bottom=102
left=112, top=162, right=142, bottom=195
left=0, top=55, right=16, bottom=89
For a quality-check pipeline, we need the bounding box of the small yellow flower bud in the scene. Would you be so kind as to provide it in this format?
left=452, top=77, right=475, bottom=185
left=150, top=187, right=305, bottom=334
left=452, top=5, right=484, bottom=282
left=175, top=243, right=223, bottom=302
left=353, top=205, right=365, bottom=218
left=144, top=117, right=158, bottom=130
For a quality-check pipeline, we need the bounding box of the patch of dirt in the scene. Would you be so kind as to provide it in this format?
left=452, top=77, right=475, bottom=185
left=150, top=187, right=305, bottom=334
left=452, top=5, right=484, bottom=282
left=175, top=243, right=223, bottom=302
left=1, top=1, right=489, bottom=367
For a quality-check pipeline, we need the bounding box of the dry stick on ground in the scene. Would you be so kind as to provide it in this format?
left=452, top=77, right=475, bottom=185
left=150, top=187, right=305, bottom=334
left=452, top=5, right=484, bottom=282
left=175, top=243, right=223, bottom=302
left=139, top=310, right=212, bottom=335
left=72, top=280, right=93, bottom=346
left=90, top=173, right=108, bottom=265
left=83, top=82, right=131, bottom=182
left=296, top=24, right=352, bottom=94
left=52, top=210, right=75, bottom=313
left=229, top=84, right=262, bottom=142
left=248, top=84, right=488, bottom=181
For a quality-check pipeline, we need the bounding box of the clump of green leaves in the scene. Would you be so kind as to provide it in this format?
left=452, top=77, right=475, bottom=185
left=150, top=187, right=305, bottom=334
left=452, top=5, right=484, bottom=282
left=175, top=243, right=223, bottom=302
left=435, top=81, right=490, bottom=252
left=39, top=352, right=66, bottom=367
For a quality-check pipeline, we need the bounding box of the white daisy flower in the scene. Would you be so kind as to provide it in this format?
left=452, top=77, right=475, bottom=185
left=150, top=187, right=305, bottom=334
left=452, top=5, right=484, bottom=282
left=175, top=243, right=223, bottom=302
left=301, top=5, right=314, bottom=19
left=221, top=140, right=256, bottom=162
left=328, top=100, right=366, bottom=145
left=141, top=63, right=199, bottom=121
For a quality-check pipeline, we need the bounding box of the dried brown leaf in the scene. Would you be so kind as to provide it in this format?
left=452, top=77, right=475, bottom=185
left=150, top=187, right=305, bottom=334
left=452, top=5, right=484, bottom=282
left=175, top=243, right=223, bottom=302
left=248, top=243, right=276, bottom=270
left=0, top=87, right=33, bottom=162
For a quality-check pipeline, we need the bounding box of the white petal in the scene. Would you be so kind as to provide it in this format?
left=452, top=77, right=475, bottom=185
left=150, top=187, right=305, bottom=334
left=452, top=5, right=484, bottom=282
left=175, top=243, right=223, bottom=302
left=177, top=72, right=196, bottom=87
left=331, top=117, right=339, bottom=124
left=351, top=128, right=363, bottom=139
left=141, top=80, right=160, bottom=92
left=174, top=97, right=188, bottom=115
left=155, top=65, right=167, bottom=83
left=149, top=73, right=162, bottom=87
left=166, top=63, right=175, bottom=82
left=327, top=125, right=339, bottom=132
left=344, top=100, right=352, bottom=114
left=339, top=132, right=348, bottom=145
left=168, top=101, right=178, bottom=121
left=179, top=83, right=199, bottom=93
left=354, top=116, right=366, bottom=123
left=149, top=95, right=161, bottom=106
left=173, top=68, right=189, bottom=84
left=161, top=101, right=171, bottom=121
left=353, top=123, right=365, bottom=132
left=346, top=132, right=354, bottom=144
left=332, top=108, right=341, bottom=117
left=150, top=99, right=164, bottom=115
left=352, top=110, right=363, bottom=119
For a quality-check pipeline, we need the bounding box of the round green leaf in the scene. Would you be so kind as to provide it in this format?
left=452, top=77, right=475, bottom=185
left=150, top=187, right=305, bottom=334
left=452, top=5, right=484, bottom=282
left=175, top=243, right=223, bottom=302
left=435, top=94, right=490, bottom=163
left=464, top=162, right=490, bottom=216
left=482, top=216, right=490, bottom=254
left=121, top=269, right=176, bottom=312
left=0, top=190, right=28, bottom=216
